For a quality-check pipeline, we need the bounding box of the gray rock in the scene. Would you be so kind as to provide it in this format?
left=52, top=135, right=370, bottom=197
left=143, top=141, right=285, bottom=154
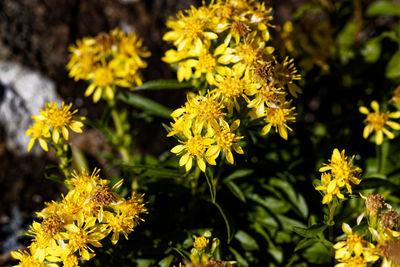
left=0, top=61, right=61, bottom=155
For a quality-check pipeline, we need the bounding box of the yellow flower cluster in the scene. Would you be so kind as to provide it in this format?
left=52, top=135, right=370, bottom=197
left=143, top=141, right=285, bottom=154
left=334, top=223, right=379, bottom=267
left=67, top=28, right=151, bottom=103
left=359, top=100, right=400, bottom=146
left=11, top=168, right=147, bottom=267
left=26, top=102, right=85, bottom=152
left=164, top=0, right=300, bottom=172
left=316, top=149, right=362, bottom=204
left=176, top=233, right=236, bottom=267
left=335, top=194, right=400, bottom=267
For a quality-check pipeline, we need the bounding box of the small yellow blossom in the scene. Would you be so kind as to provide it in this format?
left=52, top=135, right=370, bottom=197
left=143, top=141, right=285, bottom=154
left=261, top=103, right=296, bottom=140
left=334, top=223, right=379, bottom=264
left=26, top=120, right=50, bottom=152
left=315, top=173, right=344, bottom=204
left=206, top=119, right=244, bottom=165
left=193, top=236, right=209, bottom=250
left=359, top=101, right=400, bottom=145
left=319, top=149, right=362, bottom=194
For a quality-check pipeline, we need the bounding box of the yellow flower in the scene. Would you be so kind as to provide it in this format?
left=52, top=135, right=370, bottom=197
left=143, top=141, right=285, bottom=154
left=26, top=120, right=51, bottom=152
left=61, top=215, right=110, bottom=261
left=85, top=65, right=130, bottom=103
left=334, top=223, right=378, bottom=263
left=246, top=81, right=286, bottom=117
left=319, top=149, right=362, bottom=194
left=213, top=65, right=258, bottom=113
left=193, top=236, right=209, bottom=249
left=273, top=56, right=302, bottom=97
left=206, top=119, right=244, bottom=165
left=10, top=245, right=58, bottom=267
left=67, top=37, right=97, bottom=81
left=169, top=92, right=225, bottom=137
left=359, top=101, right=400, bottom=145
left=171, top=131, right=215, bottom=172
left=192, top=45, right=228, bottom=85
left=315, top=173, right=344, bottom=204
left=261, top=103, right=296, bottom=140
left=34, top=102, right=85, bottom=144
left=163, top=5, right=218, bottom=52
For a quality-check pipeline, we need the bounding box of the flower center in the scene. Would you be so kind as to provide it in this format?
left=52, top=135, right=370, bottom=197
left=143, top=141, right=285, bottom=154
left=232, top=21, right=249, bottom=36
left=184, top=18, right=204, bottom=38
left=45, top=103, right=73, bottom=128
left=237, top=44, right=260, bottom=65
left=193, top=236, right=209, bottom=249
left=198, top=54, right=216, bottom=71
left=185, top=136, right=206, bottom=157
left=219, top=77, right=243, bottom=97
left=216, top=129, right=235, bottom=148
left=41, top=215, right=63, bottom=237
left=92, top=186, right=115, bottom=206
left=94, top=67, right=114, bottom=87
left=367, top=113, right=387, bottom=131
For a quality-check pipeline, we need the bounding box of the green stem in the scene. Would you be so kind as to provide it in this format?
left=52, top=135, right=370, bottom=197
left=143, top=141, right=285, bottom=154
left=53, top=141, right=71, bottom=181
left=328, top=200, right=338, bottom=242
left=110, top=106, right=130, bottom=164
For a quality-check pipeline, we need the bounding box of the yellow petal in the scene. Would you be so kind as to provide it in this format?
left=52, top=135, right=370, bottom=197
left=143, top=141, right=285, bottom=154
left=359, top=106, right=369, bottom=114
left=376, top=130, right=383, bottom=145
left=93, top=87, right=103, bottom=103
left=171, top=145, right=185, bottom=154
left=179, top=153, right=190, bottom=166
left=371, top=101, right=380, bottom=112
left=52, top=129, right=60, bottom=144
left=197, top=158, right=206, bottom=172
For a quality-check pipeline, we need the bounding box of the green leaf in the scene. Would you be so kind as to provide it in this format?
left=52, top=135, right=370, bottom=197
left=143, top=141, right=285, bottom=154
left=118, top=93, right=172, bottom=119
left=158, top=255, right=174, bottom=267
left=302, top=242, right=331, bottom=264
left=133, top=79, right=192, bottom=91
left=225, top=181, right=246, bottom=202
left=338, top=21, right=356, bottom=63
left=361, top=37, right=382, bottom=63
left=386, top=49, right=400, bottom=79
left=234, top=230, right=259, bottom=251
left=292, top=224, right=327, bottom=238
left=294, top=238, right=317, bottom=252
left=366, top=1, right=400, bottom=17
left=223, top=169, right=254, bottom=182
left=229, top=247, right=249, bottom=267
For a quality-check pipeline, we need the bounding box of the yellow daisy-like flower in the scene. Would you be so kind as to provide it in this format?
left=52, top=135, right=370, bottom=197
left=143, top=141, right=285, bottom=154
left=213, top=65, right=258, bottom=113
left=171, top=131, right=215, bottom=172
left=163, top=5, right=218, bottom=52
left=334, top=223, right=379, bottom=263
left=315, top=173, right=344, bottom=204
left=359, top=101, right=400, bottom=145
left=61, top=215, right=110, bottom=261
left=246, top=81, right=286, bottom=117
left=261, top=103, right=296, bottom=140
left=319, top=149, right=362, bottom=194
left=35, top=102, right=85, bottom=144
left=193, top=236, right=209, bottom=250
left=206, top=119, right=244, bottom=165
left=67, top=37, right=97, bottom=81
left=10, top=245, right=58, bottom=267
left=26, top=120, right=51, bottom=152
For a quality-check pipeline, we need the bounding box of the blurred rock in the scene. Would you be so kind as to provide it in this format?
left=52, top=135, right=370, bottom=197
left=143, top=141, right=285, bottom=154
left=0, top=61, right=61, bottom=155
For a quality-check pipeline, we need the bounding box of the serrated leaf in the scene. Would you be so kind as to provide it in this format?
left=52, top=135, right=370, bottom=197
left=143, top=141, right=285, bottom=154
left=118, top=93, right=172, bottom=119
left=235, top=230, right=259, bottom=251
left=133, top=79, right=192, bottom=91
left=386, top=49, right=400, bottom=79
left=292, top=224, right=327, bottom=238
left=366, top=0, right=400, bottom=17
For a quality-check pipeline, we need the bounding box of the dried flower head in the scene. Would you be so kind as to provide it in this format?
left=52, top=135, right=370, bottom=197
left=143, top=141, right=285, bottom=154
left=365, top=193, right=385, bottom=216
left=380, top=210, right=400, bottom=230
